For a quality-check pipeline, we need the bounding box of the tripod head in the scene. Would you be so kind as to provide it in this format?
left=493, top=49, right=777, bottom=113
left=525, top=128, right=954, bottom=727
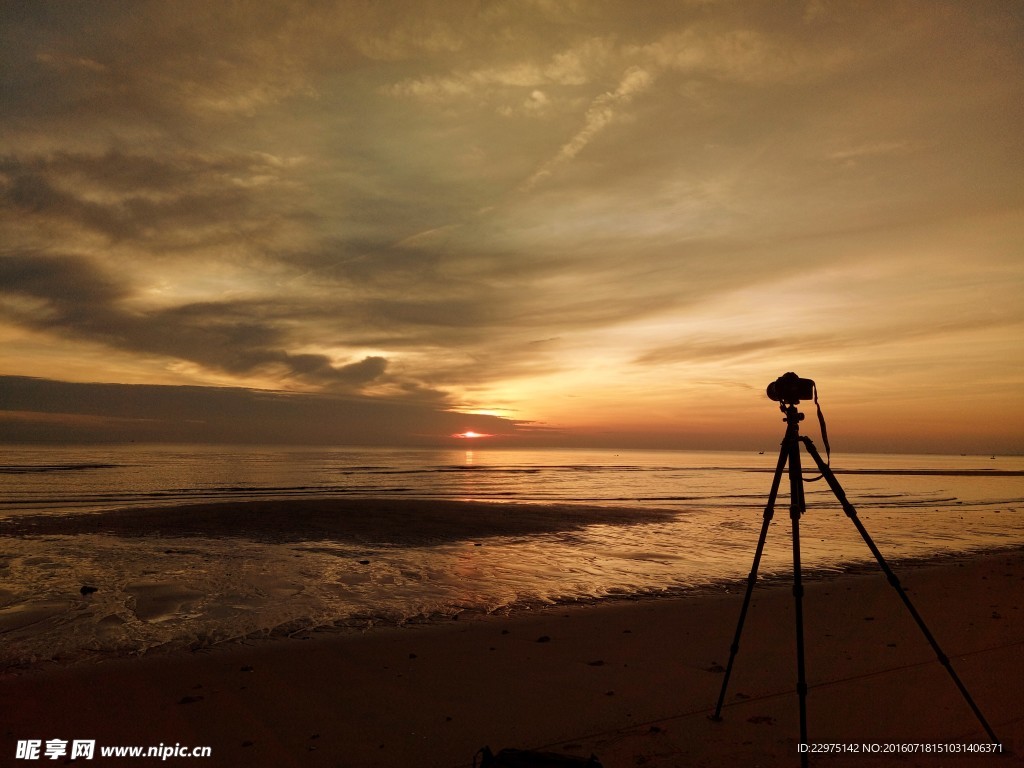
left=781, top=403, right=804, bottom=431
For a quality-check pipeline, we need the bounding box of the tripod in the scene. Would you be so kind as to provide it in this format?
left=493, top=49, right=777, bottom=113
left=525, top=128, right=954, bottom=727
left=710, top=402, right=1000, bottom=766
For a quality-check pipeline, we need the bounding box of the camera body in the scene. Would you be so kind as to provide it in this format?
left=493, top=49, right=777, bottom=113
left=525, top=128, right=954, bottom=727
left=766, top=372, right=815, bottom=403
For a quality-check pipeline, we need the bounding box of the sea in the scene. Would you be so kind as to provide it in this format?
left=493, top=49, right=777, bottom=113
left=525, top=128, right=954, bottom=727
left=1, top=444, right=1021, bottom=668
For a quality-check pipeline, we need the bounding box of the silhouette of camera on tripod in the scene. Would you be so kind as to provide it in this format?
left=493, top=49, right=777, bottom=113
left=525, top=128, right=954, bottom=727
left=710, top=373, right=999, bottom=767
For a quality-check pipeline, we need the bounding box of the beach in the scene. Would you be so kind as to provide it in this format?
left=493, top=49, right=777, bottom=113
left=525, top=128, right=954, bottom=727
left=4, top=448, right=1022, bottom=675
left=2, top=547, right=1020, bottom=767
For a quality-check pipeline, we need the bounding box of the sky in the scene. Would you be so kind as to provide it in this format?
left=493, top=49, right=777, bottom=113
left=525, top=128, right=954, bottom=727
left=1, top=1, right=1022, bottom=453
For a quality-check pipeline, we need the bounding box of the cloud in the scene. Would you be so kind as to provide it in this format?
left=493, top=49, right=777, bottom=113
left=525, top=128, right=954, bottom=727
left=387, top=35, right=614, bottom=104
left=0, top=250, right=126, bottom=309
left=523, top=66, right=654, bottom=189
left=0, top=376, right=518, bottom=445
left=0, top=252, right=394, bottom=391
left=627, top=25, right=839, bottom=84
left=0, top=150, right=304, bottom=251
left=633, top=335, right=833, bottom=367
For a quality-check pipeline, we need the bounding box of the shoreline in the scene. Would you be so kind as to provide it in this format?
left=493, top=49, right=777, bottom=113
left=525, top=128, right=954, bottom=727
left=2, top=547, right=1021, bottom=767
left=3, top=493, right=1016, bottom=676
left=4, top=540, right=1020, bottom=675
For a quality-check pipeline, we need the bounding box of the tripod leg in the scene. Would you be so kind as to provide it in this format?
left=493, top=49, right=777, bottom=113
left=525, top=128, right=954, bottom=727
left=711, top=444, right=787, bottom=721
left=787, top=438, right=810, bottom=765
left=800, top=438, right=1001, bottom=746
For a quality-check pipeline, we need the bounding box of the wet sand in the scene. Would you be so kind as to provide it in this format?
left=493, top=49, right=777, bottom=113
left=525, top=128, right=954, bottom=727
left=1, top=547, right=1020, bottom=767
left=0, top=497, right=680, bottom=543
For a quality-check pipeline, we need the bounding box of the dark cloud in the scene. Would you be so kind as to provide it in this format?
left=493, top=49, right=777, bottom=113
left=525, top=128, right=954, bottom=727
left=0, top=243, right=539, bottom=394
left=0, top=376, right=516, bottom=445
left=3, top=172, right=125, bottom=240
left=0, top=250, right=126, bottom=308
left=0, top=252, right=394, bottom=391
left=1, top=150, right=269, bottom=195
left=0, top=150, right=296, bottom=249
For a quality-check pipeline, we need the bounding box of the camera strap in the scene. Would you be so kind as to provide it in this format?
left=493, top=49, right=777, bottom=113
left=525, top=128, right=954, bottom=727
left=814, top=383, right=830, bottom=463
left=804, top=382, right=830, bottom=482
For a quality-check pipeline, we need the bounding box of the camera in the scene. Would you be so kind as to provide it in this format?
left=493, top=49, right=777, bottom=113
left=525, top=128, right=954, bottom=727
left=766, top=372, right=815, bottom=403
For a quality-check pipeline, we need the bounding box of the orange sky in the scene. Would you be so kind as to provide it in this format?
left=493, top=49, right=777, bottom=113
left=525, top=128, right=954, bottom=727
left=1, top=2, right=1022, bottom=452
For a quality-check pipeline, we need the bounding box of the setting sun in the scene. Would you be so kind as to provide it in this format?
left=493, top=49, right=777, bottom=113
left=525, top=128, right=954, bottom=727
left=453, top=431, right=491, bottom=439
